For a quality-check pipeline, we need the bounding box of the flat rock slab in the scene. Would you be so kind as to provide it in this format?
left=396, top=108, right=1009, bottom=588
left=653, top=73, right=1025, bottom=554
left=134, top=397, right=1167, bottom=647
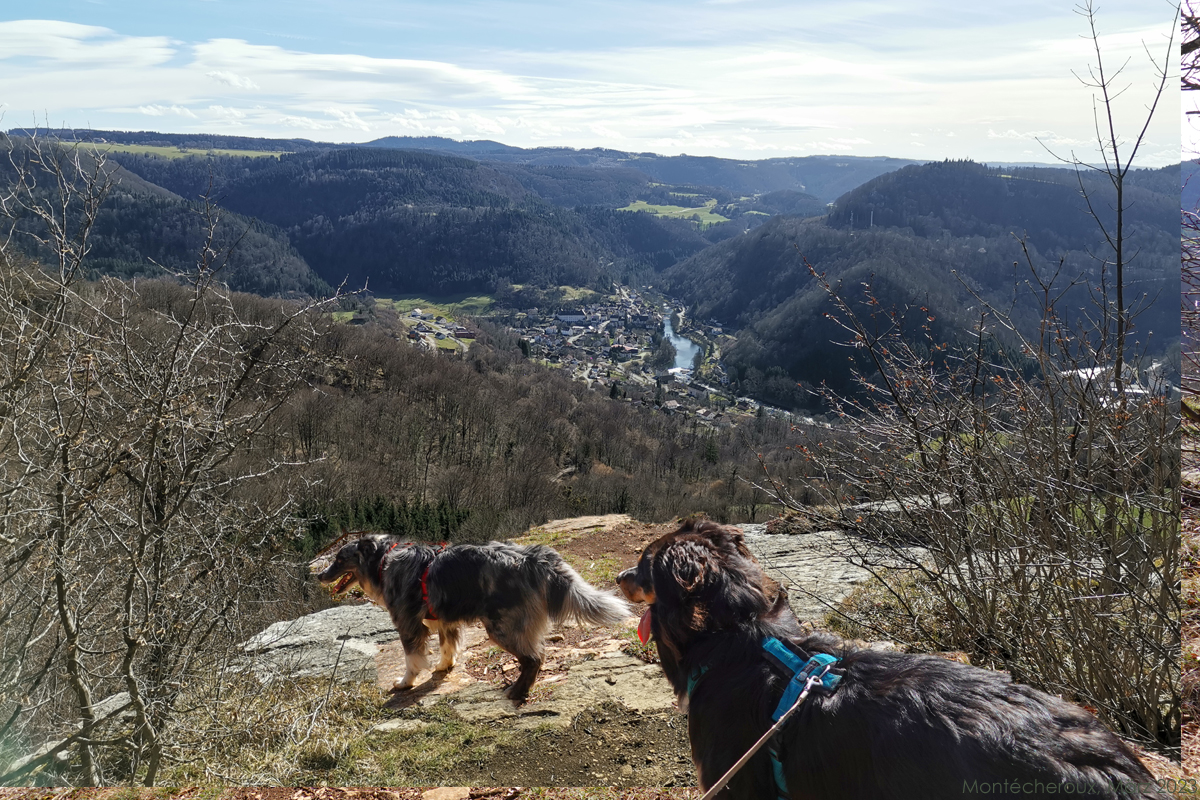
left=538, top=514, right=633, bottom=535
left=409, top=651, right=675, bottom=730
left=740, top=524, right=921, bottom=624
left=242, top=603, right=396, bottom=683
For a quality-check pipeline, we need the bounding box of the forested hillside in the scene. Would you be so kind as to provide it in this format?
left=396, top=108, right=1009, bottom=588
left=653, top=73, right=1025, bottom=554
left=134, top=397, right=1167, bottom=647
left=286, top=316, right=821, bottom=545
left=19, top=129, right=922, bottom=202
left=12, top=135, right=1177, bottom=417
left=828, top=160, right=1176, bottom=251
left=0, top=142, right=329, bottom=297
left=667, top=160, right=1179, bottom=408
left=6, top=130, right=920, bottom=302
left=87, top=192, right=329, bottom=297
left=113, top=147, right=714, bottom=294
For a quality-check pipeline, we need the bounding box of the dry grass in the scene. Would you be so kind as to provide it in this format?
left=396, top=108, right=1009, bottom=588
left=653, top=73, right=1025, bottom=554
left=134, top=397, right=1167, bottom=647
left=154, top=672, right=512, bottom=787
left=822, top=567, right=956, bottom=654
left=0, top=790, right=700, bottom=800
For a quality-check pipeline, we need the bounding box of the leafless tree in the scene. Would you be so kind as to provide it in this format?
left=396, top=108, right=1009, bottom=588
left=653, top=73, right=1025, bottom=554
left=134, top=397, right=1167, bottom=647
left=1186, top=0, right=1200, bottom=415
left=0, top=133, right=334, bottom=785
left=1184, top=1, right=1200, bottom=104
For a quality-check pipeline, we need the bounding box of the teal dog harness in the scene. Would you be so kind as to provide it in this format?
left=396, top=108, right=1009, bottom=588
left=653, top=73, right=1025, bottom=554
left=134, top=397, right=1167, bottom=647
left=689, top=637, right=843, bottom=800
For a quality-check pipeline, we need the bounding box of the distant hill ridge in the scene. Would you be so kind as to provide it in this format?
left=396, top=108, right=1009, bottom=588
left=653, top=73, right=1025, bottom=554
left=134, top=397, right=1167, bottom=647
left=10, top=128, right=924, bottom=202
left=7, top=127, right=325, bottom=153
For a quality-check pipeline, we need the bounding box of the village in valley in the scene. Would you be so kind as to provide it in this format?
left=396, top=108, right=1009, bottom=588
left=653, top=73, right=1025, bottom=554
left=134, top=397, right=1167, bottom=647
left=383, top=285, right=823, bottom=431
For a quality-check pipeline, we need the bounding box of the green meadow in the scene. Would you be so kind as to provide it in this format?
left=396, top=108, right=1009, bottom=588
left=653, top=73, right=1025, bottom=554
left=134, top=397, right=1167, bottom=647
left=375, top=292, right=496, bottom=321
left=96, top=143, right=287, bottom=159
left=617, top=198, right=730, bottom=226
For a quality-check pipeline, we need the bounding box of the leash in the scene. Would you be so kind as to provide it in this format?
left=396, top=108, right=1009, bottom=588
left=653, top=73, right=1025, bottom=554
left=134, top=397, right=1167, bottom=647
left=694, top=640, right=841, bottom=800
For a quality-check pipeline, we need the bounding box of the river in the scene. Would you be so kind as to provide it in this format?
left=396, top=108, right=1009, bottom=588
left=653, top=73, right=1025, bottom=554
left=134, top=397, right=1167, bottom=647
left=662, top=313, right=701, bottom=372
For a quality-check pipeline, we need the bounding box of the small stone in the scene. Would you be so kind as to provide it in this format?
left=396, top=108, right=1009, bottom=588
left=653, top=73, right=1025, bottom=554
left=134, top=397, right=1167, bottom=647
left=371, top=719, right=430, bottom=734
left=621, top=765, right=633, bottom=777
left=547, top=633, right=565, bottom=642
left=422, top=789, right=470, bottom=800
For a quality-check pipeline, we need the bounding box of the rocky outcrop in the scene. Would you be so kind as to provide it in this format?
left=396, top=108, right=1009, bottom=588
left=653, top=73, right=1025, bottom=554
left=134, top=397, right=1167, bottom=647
left=384, top=650, right=676, bottom=733
left=242, top=604, right=398, bottom=684
left=739, top=523, right=924, bottom=623
left=239, top=517, right=914, bottom=720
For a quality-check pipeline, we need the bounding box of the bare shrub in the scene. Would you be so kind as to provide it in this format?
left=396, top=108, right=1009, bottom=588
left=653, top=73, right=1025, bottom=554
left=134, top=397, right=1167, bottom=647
left=768, top=5, right=1180, bottom=753
left=0, top=134, right=333, bottom=785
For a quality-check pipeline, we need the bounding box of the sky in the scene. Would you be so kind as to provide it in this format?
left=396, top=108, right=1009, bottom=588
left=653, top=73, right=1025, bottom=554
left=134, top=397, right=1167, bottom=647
left=0, top=0, right=1182, bottom=166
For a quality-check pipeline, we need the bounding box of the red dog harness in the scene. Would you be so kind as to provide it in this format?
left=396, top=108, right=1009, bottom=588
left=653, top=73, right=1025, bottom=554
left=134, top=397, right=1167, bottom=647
left=379, top=541, right=446, bottom=620
left=421, top=543, right=448, bottom=619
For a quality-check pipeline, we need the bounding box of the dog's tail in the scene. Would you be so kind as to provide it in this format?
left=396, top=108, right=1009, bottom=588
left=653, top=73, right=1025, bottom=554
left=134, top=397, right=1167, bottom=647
left=539, top=548, right=631, bottom=627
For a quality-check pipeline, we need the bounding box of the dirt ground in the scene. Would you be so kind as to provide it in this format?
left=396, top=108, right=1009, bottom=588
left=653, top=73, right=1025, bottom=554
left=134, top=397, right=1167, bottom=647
left=456, top=702, right=693, bottom=788
left=0, top=790, right=698, bottom=800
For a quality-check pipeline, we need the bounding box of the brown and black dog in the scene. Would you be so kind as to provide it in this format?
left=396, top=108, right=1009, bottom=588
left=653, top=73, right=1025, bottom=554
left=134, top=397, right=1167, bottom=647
left=617, top=518, right=1161, bottom=799
left=317, top=533, right=629, bottom=702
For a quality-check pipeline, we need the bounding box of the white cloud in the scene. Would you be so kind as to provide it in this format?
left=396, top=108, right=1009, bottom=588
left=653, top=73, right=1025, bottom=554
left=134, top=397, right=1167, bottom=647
left=807, top=138, right=868, bottom=152
left=987, top=128, right=1089, bottom=146
left=191, top=39, right=531, bottom=103
left=279, top=114, right=338, bottom=130
left=207, top=105, right=246, bottom=120
left=0, top=20, right=175, bottom=68
left=325, top=108, right=372, bottom=131
left=467, top=118, right=502, bottom=137
left=590, top=124, right=624, bottom=139
left=138, top=104, right=197, bottom=118
left=206, top=70, right=259, bottom=90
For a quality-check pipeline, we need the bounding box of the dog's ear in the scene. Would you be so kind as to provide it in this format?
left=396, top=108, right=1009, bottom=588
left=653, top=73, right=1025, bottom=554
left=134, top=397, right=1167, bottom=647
left=654, top=539, right=712, bottom=597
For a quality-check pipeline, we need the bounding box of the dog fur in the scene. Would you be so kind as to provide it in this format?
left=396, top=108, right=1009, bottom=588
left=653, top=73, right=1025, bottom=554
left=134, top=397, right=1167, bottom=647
left=616, top=518, right=1161, bottom=799
left=317, top=533, right=629, bottom=701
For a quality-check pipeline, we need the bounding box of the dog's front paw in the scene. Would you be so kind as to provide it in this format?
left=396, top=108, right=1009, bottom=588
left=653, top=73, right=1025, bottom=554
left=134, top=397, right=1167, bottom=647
left=503, top=684, right=530, bottom=705
left=392, top=676, right=415, bottom=691
left=434, top=657, right=456, bottom=672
